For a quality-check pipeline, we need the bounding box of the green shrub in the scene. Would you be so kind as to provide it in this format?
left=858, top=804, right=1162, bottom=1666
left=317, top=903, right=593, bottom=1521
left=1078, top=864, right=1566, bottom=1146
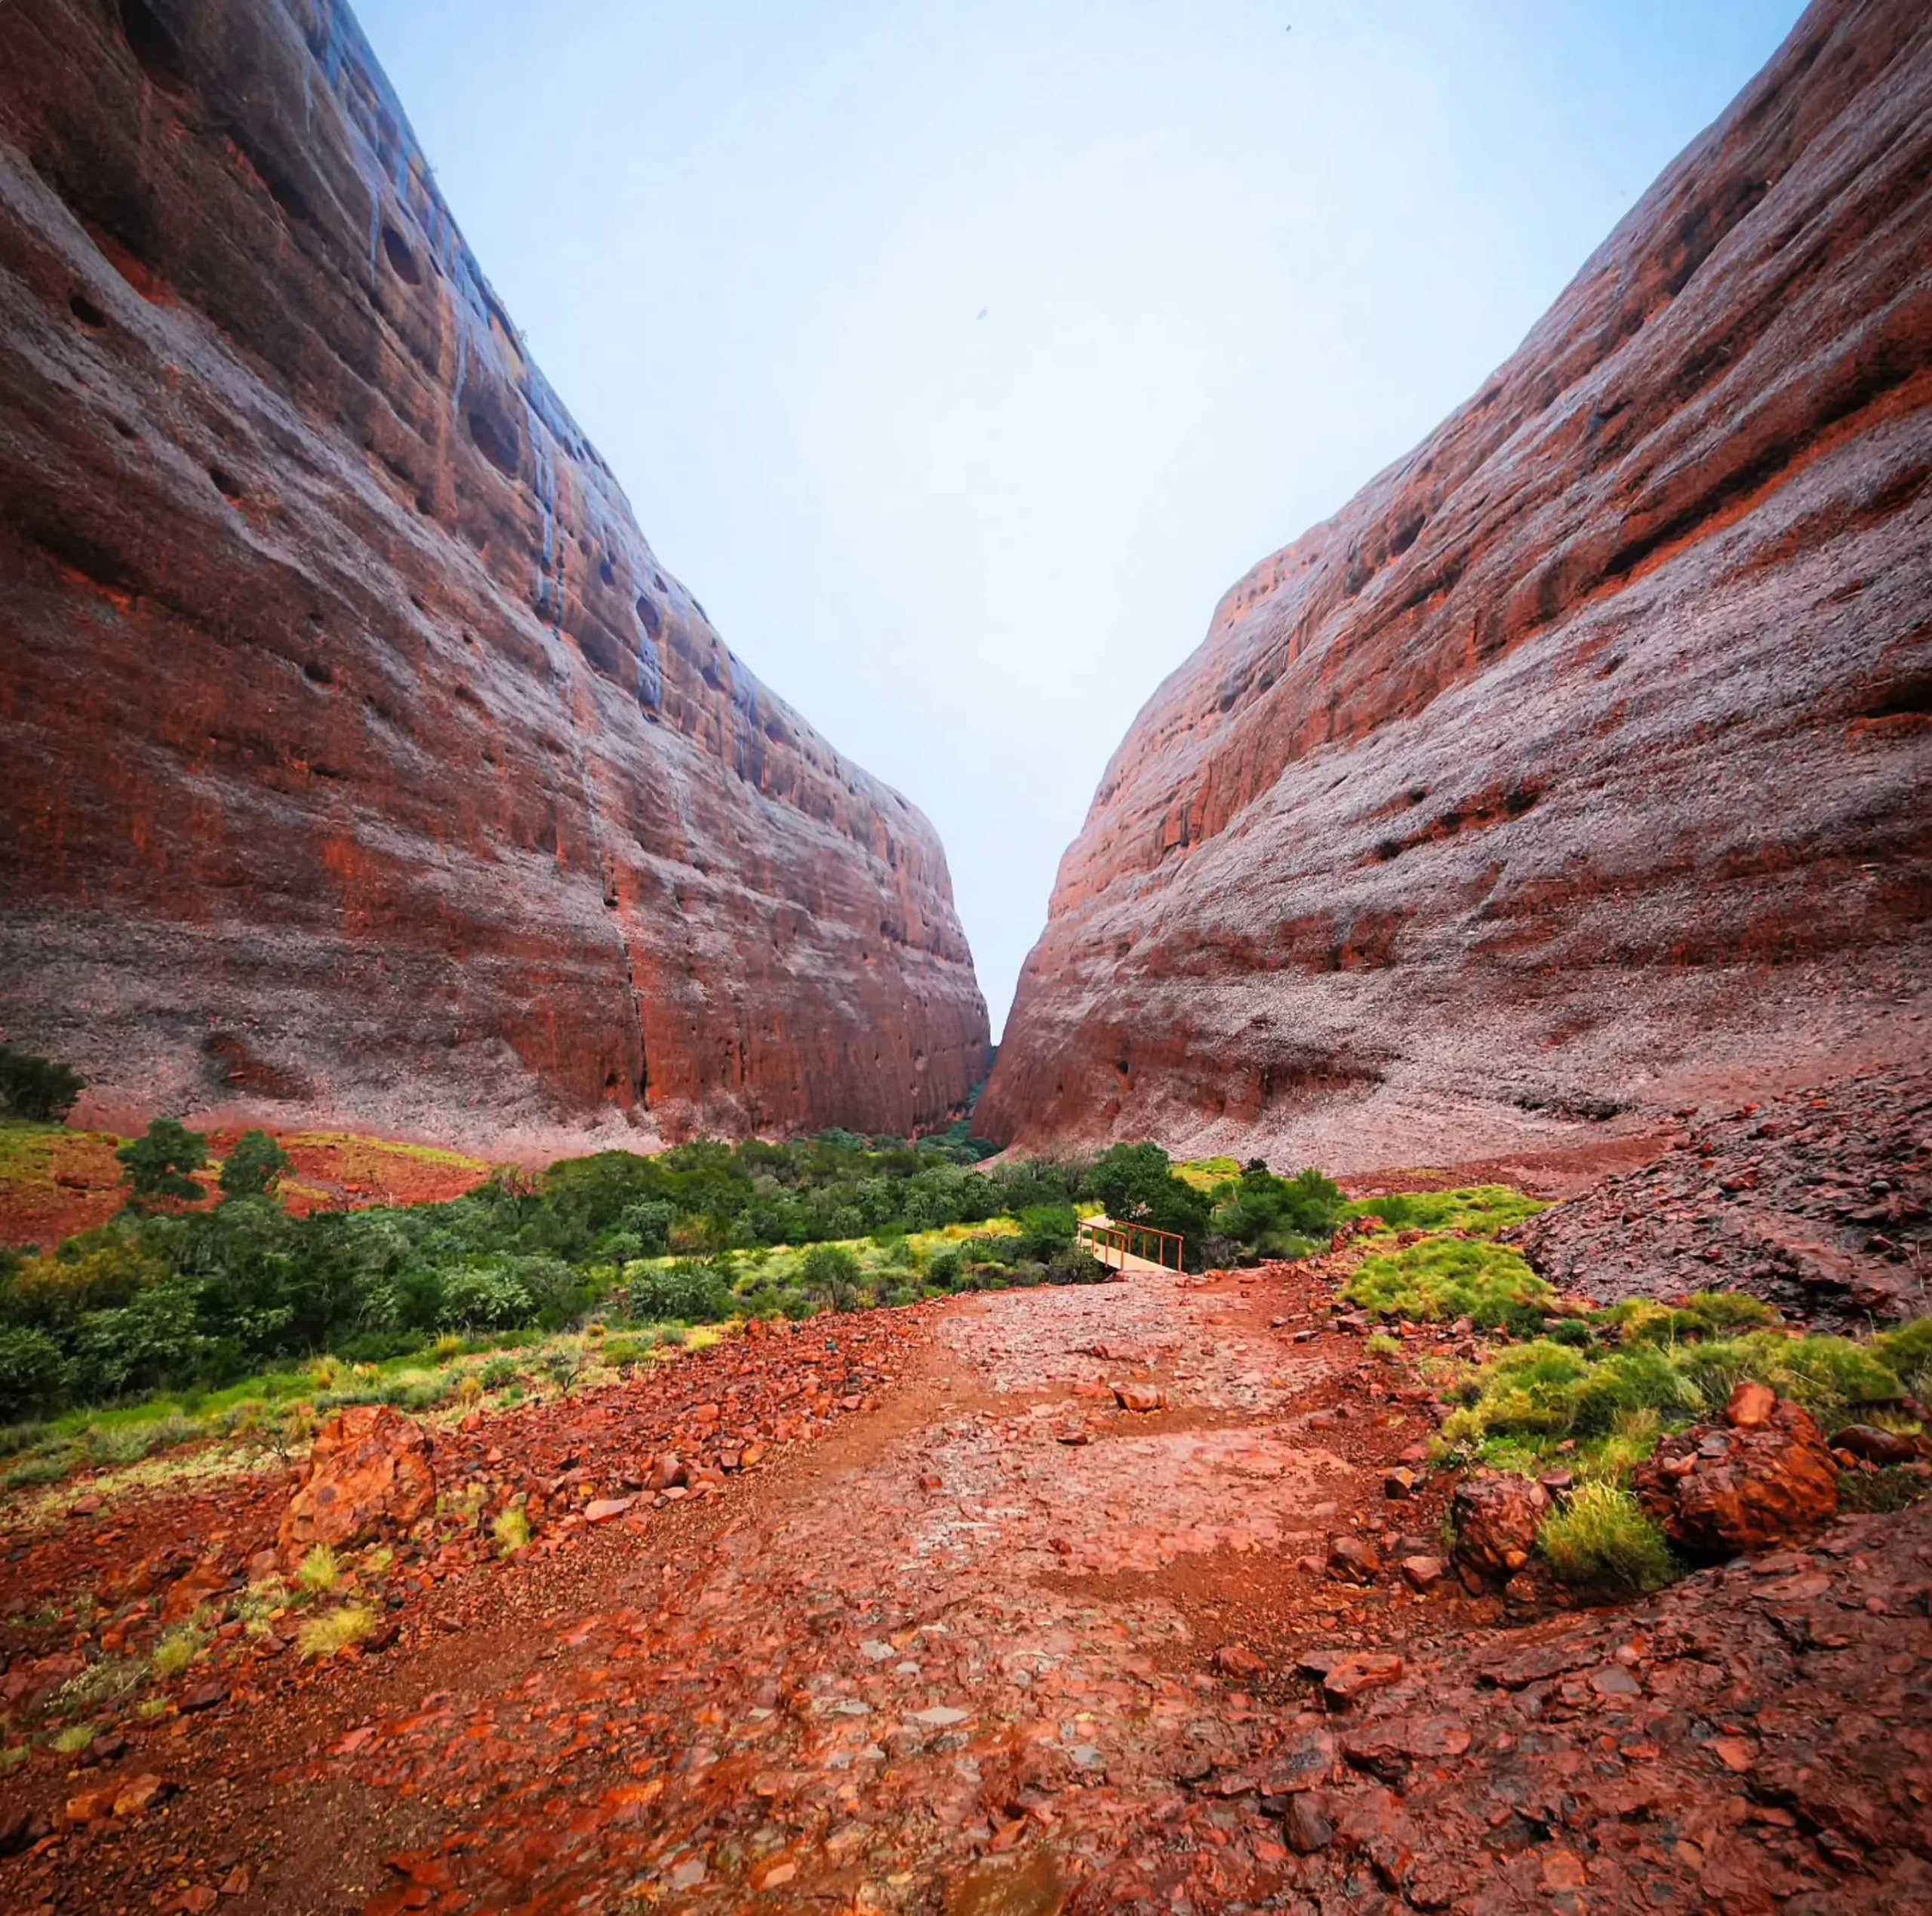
left=0, top=1324, right=69, bottom=1419
left=1537, top=1483, right=1674, bottom=1593
left=151, top=1619, right=208, bottom=1678
left=116, top=1119, right=210, bottom=1201
left=1606, top=1293, right=1780, bottom=1347
left=1344, top=1237, right=1554, bottom=1327
left=625, top=1259, right=733, bottom=1324
left=217, top=1130, right=292, bottom=1200
left=1871, top=1318, right=1932, bottom=1402
left=480, top=1355, right=521, bottom=1389
left=5, top=1449, right=71, bottom=1489
left=1672, top=1332, right=1903, bottom=1422
left=0, top=1048, right=85, bottom=1121
left=1089, top=1143, right=1214, bottom=1265
left=800, top=1244, right=862, bottom=1313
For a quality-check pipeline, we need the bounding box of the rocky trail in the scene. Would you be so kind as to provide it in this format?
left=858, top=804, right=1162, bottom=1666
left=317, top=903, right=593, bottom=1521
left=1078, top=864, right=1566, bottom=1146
left=4, top=1240, right=1928, bottom=1916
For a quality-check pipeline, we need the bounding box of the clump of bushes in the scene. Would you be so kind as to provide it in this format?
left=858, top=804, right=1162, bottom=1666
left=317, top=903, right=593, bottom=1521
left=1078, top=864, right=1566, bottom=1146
left=1205, top=1161, right=1346, bottom=1262
left=116, top=1119, right=210, bottom=1201
left=218, top=1130, right=291, bottom=1199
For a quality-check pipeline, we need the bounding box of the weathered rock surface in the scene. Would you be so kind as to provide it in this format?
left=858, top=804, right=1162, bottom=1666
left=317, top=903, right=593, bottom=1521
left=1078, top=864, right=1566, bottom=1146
left=277, top=1404, right=435, bottom=1564
left=1515, top=1067, right=1930, bottom=1325
left=980, top=0, right=1932, bottom=1170
left=0, top=0, right=988, bottom=1146
left=1451, top=1472, right=1551, bottom=1584
left=1635, top=1392, right=1841, bottom=1560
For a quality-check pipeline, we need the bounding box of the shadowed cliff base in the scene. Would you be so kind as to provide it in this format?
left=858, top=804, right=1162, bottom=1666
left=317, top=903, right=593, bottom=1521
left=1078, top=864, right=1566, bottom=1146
left=978, top=0, right=1932, bottom=1170
left=0, top=0, right=989, bottom=1149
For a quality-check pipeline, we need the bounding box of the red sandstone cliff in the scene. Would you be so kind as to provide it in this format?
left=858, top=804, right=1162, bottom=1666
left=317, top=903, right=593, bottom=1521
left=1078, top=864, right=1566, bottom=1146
left=0, top=0, right=989, bottom=1146
left=979, top=0, right=1932, bottom=1171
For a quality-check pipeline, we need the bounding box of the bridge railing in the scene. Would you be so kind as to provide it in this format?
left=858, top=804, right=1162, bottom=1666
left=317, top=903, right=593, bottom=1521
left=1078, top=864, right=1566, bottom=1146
left=1076, top=1216, right=1186, bottom=1272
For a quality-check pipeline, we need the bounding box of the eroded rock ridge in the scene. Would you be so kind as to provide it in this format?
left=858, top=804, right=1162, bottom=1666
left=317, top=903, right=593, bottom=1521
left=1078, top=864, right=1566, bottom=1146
left=980, top=0, right=1932, bottom=1168
left=0, top=0, right=989, bottom=1143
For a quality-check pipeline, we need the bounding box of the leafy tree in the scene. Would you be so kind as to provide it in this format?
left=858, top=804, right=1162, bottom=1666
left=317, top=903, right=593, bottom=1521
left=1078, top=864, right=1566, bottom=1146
left=219, top=1129, right=292, bottom=1199
left=0, top=1046, right=85, bottom=1122
left=1089, top=1143, right=1212, bottom=1261
left=0, top=1324, right=69, bottom=1418
left=116, top=1119, right=210, bottom=1201
left=800, top=1242, right=863, bottom=1312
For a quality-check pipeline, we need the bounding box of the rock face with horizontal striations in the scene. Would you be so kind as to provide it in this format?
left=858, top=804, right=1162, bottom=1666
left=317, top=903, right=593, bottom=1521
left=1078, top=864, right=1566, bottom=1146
left=0, top=0, right=988, bottom=1147
left=978, top=0, right=1932, bottom=1171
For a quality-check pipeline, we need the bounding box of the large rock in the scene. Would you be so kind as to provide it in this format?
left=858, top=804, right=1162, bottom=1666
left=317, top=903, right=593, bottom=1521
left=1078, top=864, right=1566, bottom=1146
left=1451, top=1473, right=1550, bottom=1583
left=278, top=1405, right=436, bottom=1564
left=977, top=0, right=1932, bottom=1170
left=1633, top=1392, right=1839, bottom=1559
left=0, top=0, right=988, bottom=1146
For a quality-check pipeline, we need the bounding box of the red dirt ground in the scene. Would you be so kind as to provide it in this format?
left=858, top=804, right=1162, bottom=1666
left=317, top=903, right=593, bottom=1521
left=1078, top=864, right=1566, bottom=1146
left=4, top=1243, right=1924, bottom=1914
left=0, top=1129, right=495, bottom=1250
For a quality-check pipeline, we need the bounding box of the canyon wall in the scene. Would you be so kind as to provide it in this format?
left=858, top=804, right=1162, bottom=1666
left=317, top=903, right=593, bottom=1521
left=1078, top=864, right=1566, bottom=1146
left=0, top=0, right=989, bottom=1147
left=979, top=0, right=1932, bottom=1172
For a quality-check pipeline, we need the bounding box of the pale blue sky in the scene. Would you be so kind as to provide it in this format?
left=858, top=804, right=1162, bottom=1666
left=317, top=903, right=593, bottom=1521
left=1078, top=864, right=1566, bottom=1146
left=355, top=0, right=1806, bottom=1037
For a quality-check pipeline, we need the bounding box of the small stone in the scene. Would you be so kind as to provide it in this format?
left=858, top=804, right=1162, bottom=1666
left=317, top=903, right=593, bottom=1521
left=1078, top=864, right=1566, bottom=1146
left=646, top=1453, right=688, bottom=1493
left=178, top=1680, right=227, bottom=1713
left=1399, top=1555, right=1444, bottom=1592
left=1216, top=1642, right=1268, bottom=1681
left=1540, top=1847, right=1587, bottom=1892
left=110, top=1773, right=169, bottom=1818
left=1725, top=1379, right=1779, bottom=1429
left=1321, top=1652, right=1404, bottom=1706
left=584, top=1495, right=639, bottom=1524
left=1327, top=1536, right=1381, bottom=1584
left=1383, top=1467, right=1422, bottom=1499
left=1283, top=1791, right=1335, bottom=1853
left=1709, top=1736, right=1755, bottom=1773
left=1829, top=1425, right=1922, bottom=1465
left=1112, top=1382, right=1167, bottom=1413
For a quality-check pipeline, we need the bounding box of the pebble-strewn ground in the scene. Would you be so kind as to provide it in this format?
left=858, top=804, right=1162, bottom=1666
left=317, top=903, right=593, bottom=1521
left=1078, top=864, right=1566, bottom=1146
left=1514, top=1070, right=1931, bottom=1327
left=4, top=1249, right=1927, bottom=1914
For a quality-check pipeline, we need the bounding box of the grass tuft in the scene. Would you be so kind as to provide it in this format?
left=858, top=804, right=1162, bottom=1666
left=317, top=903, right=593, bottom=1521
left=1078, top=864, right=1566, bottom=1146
left=296, top=1542, right=340, bottom=1595
left=150, top=1620, right=208, bottom=1680
left=297, top=1603, right=376, bottom=1660
left=492, top=1505, right=531, bottom=1558
left=1537, top=1482, right=1674, bottom=1593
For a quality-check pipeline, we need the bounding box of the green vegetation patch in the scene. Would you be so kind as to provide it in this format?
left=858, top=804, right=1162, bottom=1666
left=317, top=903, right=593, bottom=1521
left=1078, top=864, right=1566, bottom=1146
left=1343, top=1236, right=1557, bottom=1330
left=1342, top=1184, right=1549, bottom=1238
left=1537, top=1482, right=1674, bottom=1594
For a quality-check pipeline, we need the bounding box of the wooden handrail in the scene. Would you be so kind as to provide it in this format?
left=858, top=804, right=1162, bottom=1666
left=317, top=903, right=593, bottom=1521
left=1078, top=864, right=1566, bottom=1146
left=1075, top=1216, right=1186, bottom=1272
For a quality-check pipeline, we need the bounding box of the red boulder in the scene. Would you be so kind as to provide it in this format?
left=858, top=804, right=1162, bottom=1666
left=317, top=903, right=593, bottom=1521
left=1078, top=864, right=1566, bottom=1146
left=1633, top=1395, right=1837, bottom=1560
left=278, top=1406, right=436, bottom=1566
